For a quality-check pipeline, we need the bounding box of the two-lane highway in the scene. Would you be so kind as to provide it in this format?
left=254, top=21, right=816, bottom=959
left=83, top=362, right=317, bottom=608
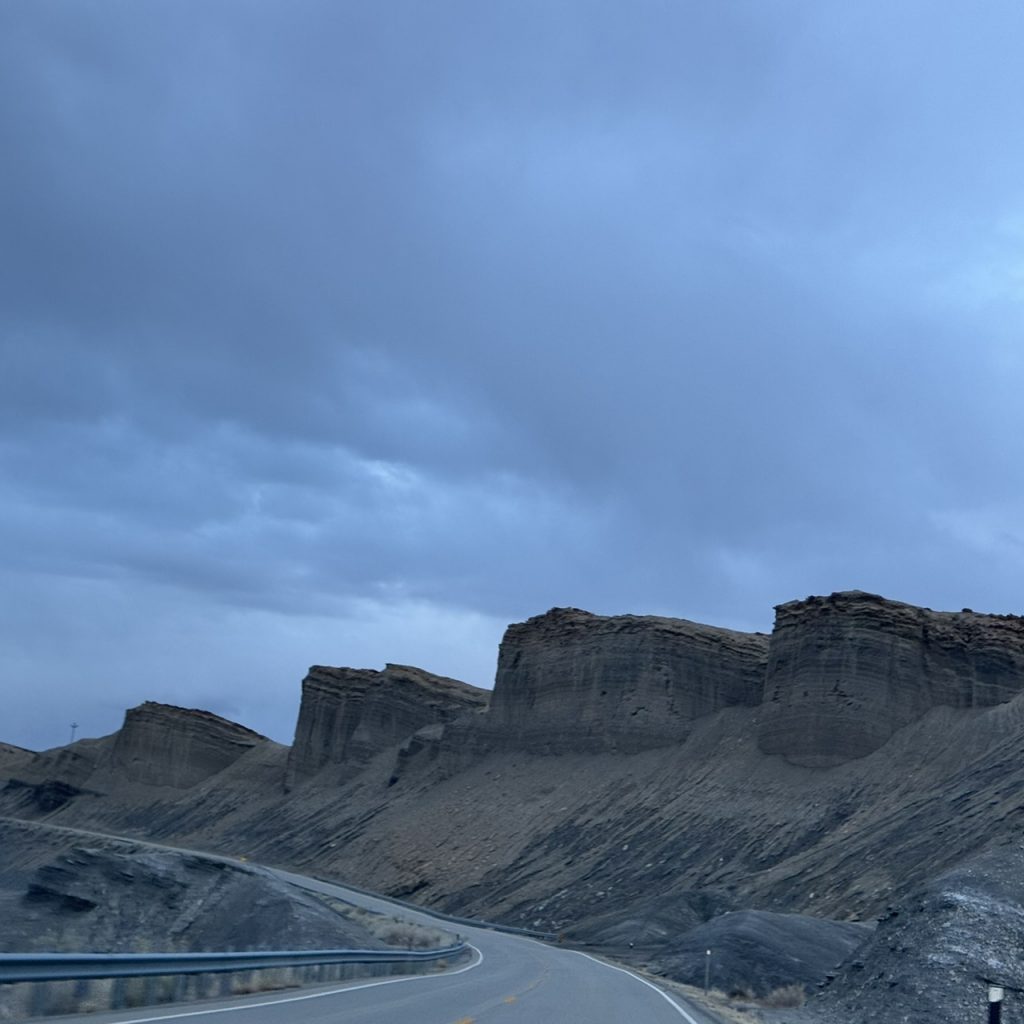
left=277, top=868, right=715, bottom=1022
left=38, top=853, right=719, bottom=1024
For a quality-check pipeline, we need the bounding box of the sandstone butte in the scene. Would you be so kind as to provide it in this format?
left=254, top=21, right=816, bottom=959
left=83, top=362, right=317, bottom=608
left=5, top=589, right=1024, bottom=1019
left=286, top=663, right=488, bottom=786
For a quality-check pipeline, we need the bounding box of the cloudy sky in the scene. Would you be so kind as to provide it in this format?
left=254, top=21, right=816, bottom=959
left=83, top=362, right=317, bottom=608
left=3, top=1, right=1023, bottom=751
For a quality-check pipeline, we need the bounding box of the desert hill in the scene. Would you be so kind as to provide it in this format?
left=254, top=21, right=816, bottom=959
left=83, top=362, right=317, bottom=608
left=3, top=590, right=1024, bottom=1015
left=0, top=817, right=386, bottom=955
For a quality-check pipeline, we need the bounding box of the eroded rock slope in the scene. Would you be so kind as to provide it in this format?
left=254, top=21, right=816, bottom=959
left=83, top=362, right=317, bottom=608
left=5, top=591, right=1024, bottom=1019
left=808, top=842, right=1024, bottom=1024
left=0, top=818, right=380, bottom=954
left=1, top=703, right=283, bottom=819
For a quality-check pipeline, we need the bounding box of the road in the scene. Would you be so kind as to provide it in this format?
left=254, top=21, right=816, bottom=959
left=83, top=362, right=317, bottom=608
left=19, top=825, right=718, bottom=1024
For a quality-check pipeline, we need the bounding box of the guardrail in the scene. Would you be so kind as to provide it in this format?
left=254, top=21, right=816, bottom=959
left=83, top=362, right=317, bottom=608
left=0, top=944, right=467, bottom=985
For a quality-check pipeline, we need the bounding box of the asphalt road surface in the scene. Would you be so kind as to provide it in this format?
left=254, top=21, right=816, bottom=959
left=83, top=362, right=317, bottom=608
left=34, top=852, right=719, bottom=1024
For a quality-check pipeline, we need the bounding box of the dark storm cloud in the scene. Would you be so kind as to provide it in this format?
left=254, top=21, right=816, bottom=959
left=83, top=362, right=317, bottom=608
left=3, top=0, right=1024, bottom=748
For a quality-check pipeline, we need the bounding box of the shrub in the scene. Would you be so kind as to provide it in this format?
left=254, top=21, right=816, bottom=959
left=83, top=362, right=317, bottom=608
left=377, top=921, right=448, bottom=949
left=758, top=984, right=806, bottom=1008
left=727, top=985, right=756, bottom=1001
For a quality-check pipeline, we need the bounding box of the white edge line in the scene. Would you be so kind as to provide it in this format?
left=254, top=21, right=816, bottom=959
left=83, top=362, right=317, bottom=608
left=571, top=950, right=703, bottom=1024
left=98, top=945, right=484, bottom=1024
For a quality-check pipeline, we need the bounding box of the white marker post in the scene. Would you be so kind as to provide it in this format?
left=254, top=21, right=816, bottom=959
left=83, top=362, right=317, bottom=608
left=704, top=950, right=711, bottom=995
left=989, top=984, right=1004, bottom=1024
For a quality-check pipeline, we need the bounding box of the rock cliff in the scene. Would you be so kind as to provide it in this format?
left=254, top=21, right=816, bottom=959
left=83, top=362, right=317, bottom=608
left=108, top=702, right=269, bottom=788
left=757, top=591, right=1024, bottom=767
left=286, top=664, right=488, bottom=784
left=485, top=607, right=769, bottom=753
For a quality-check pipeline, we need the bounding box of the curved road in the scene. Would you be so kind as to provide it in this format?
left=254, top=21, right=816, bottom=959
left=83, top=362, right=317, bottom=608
left=38, top=852, right=718, bottom=1024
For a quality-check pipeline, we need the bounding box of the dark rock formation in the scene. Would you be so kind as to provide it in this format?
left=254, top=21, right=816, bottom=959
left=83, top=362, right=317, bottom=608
left=486, top=607, right=769, bottom=753
left=564, top=889, right=736, bottom=950
left=287, top=664, right=488, bottom=784
left=813, top=843, right=1024, bottom=1024
left=659, top=909, right=870, bottom=997
left=0, top=819, right=386, bottom=955
left=758, top=591, right=1024, bottom=767
left=1, top=778, right=90, bottom=814
left=108, top=702, right=268, bottom=788
left=389, top=722, right=450, bottom=787
left=0, top=818, right=455, bottom=1019
left=16, top=739, right=110, bottom=788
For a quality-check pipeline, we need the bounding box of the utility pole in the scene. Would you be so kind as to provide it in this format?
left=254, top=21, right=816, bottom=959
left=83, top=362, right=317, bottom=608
left=69, top=722, right=78, bottom=744
left=704, top=949, right=711, bottom=995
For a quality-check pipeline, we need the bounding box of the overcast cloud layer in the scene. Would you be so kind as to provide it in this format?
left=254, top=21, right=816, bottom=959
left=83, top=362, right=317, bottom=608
left=3, top=1, right=1024, bottom=750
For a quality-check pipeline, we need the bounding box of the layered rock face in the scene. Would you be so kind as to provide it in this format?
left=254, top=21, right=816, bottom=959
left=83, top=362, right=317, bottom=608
left=486, top=607, right=769, bottom=753
left=287, top=664, right=488, bottom=783
left=108, top=702, right=268, bottom=788
left=758, top=591, right=1024, bottom=767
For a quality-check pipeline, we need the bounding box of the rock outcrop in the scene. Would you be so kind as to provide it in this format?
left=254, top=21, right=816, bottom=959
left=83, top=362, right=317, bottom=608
left=813, top=843, right=1024, bottom=1023
left=0, top=742, right=32, bottom=768
left=287, top=664, right=488, bottom=784
left=658, top=909, right=870, bottom=997
left=758, top=591, right=1024, bottom=767
left=108, top=702, right=269, bottom=789
left=0, top=819, right=390, bottom=959
left=485, top=607, right=769, bottom=753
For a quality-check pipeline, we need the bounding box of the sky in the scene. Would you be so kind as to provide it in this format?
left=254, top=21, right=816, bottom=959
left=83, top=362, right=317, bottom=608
left=3, top=1, right=1024, bottom=751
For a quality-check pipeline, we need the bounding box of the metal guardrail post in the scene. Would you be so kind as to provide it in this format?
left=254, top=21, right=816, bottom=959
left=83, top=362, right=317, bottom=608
left=989, top=985, right=1004, bottom=1024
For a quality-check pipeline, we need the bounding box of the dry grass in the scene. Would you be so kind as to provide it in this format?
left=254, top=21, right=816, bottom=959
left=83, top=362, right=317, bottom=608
left=617, top=967, right=807, bottom=1024
left=757, top=983, right=807, bottom=1008
left=580, top=958, right=761, bottom=1024
left=340, top=904, right=451, bottom=949
left=230, top=979, right=300, bottom=995
left=376, top=920, right=449, bottom=949
left=672, top=990, right=760, bottom=1024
